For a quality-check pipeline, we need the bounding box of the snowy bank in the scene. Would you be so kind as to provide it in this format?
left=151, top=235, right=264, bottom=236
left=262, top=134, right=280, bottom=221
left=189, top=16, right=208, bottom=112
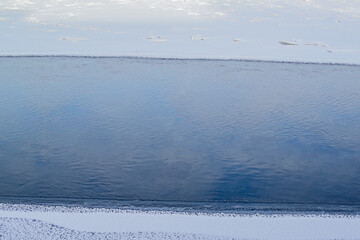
left=1, top=203, right=360, bottom=240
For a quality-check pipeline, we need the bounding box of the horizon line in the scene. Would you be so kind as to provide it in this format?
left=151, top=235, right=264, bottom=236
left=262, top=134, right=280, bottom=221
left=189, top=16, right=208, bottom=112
left=1, top=54, right=359, bottom=67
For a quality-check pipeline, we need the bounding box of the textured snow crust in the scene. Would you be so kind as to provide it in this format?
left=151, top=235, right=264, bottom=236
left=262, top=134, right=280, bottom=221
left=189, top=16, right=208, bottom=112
left=0, top=217, right=239, bottom=240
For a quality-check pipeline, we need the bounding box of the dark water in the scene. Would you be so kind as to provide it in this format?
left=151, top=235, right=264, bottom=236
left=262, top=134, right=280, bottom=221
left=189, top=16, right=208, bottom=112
left=1, top=57, right=360, bottom=205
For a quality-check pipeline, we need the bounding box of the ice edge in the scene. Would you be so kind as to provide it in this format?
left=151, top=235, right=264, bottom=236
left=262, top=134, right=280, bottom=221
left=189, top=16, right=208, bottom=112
left=0, top=54, right=359, bottom=67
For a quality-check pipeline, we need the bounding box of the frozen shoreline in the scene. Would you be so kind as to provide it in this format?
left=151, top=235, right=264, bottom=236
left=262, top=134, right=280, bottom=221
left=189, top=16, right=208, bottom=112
left=1, top=54, right=360, bottom=66
left=1, top=1, right=360, bottom=65
left=1, top=203, right=360, bottom=240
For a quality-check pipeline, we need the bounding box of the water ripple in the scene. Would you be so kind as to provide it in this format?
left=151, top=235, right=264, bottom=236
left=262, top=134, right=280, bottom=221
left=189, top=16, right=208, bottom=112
left=0, top=57, right=360, bottom=204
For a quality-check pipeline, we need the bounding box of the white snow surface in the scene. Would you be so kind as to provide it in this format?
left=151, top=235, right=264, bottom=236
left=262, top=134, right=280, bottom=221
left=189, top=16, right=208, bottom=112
left=0, top=0, right=360, bottom=63
left=1, top=203, right=360, bottom=240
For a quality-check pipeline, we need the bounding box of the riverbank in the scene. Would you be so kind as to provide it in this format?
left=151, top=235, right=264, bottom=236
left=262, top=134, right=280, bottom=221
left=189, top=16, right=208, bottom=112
left=1, top=203, right=360, bottom=240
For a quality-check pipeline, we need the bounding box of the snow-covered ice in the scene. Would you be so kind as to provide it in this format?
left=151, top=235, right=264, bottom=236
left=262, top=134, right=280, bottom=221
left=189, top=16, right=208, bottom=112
left=0, top=0, right=360, bottom=63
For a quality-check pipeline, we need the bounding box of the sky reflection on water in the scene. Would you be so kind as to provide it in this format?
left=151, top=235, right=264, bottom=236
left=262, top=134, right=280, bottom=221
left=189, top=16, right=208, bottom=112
left=0, top=57, right=360, bottom=204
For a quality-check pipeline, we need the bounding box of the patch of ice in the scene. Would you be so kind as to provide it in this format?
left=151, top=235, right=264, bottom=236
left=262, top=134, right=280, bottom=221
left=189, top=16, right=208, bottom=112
left=191, top=34, right=208, bottom=41
left=279, top=41, right=299, bottom=46
left=146, top=36, right=167, bottom=42
left=60, top=37, right=86, bottom=42
left=250, top=17, right=266, bottom=23
left=233, top=39, right=246, bottom=43
left=305, top=42, right=328, bottom=48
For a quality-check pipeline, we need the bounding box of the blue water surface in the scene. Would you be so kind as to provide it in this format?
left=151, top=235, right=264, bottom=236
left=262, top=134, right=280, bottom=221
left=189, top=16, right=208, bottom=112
left=0, top=57, right=359, bottom=205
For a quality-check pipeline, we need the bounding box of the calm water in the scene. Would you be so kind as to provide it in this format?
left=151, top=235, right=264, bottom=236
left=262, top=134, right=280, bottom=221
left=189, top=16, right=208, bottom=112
left=0, top=57, right=360, bottom=205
